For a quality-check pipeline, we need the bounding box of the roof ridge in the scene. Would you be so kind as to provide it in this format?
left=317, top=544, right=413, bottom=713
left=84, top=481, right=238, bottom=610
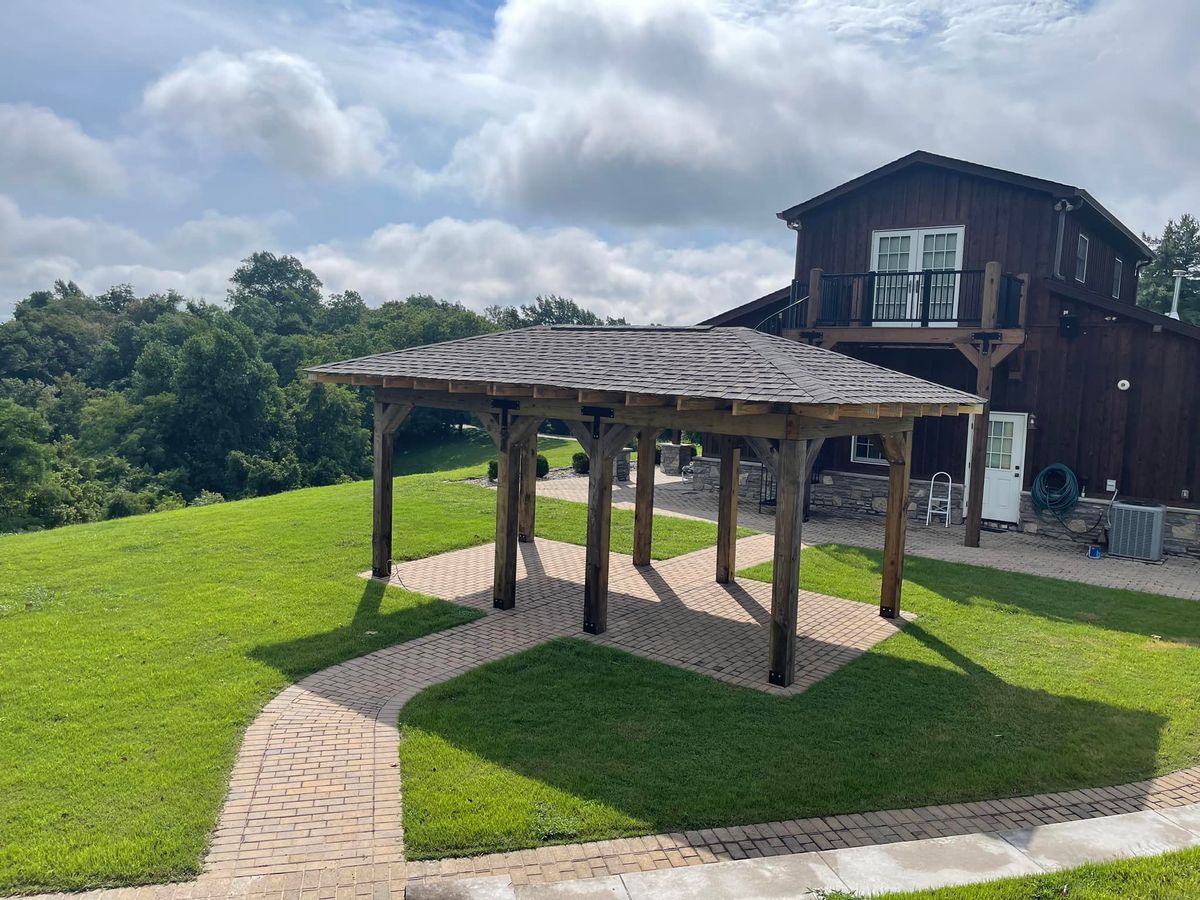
left=732, top=328, right=831, bottom=403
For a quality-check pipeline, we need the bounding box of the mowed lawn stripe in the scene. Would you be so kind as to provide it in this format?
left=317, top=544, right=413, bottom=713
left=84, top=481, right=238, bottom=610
left=0, top=458, right=735, bottom=894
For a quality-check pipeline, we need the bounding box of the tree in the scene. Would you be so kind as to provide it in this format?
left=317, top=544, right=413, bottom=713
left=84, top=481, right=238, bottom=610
left=0, top=400, right=52, bottom=529
left=228, top=252, right=324, bottom=334
left=1139, top=214, right=1200, bottom=324
left=172, top=317, right=285, bottom=492
left=485, top=294, right=628, bottom=329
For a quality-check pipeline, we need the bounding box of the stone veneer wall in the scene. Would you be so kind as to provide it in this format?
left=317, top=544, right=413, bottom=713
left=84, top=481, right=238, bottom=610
left=687, top=463, right=1200, bottom=560
left=660, top=443, right=697, bottom=476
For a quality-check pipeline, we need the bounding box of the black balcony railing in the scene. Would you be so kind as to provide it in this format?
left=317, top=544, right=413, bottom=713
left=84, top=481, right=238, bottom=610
left=806, top=269, right=1023, bottom=329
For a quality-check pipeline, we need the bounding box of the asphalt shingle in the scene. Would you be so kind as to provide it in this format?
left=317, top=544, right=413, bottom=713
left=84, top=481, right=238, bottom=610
left=306, top=326, right=981, bottom=407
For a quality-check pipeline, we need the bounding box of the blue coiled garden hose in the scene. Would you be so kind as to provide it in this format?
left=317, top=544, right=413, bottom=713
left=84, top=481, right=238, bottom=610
left=1030, top=463, right=1080, bottom=515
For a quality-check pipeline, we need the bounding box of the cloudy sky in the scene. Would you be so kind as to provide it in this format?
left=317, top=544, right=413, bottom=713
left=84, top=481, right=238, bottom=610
left=1, top=0, right=1197, bottom=322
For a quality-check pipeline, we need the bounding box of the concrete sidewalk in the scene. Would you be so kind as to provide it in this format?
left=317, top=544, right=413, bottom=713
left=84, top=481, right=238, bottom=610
left=407, top=803, right=1200, bottom=899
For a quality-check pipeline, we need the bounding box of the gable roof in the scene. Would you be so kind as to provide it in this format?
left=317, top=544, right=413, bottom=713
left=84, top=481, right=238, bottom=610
left=777, top=150, right=1152, bottom=260
left=307, top=325, right=980, bottom=407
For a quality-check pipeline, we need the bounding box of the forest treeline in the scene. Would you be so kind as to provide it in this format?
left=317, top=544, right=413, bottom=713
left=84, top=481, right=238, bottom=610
left=0, top=252, right=623, bottom=531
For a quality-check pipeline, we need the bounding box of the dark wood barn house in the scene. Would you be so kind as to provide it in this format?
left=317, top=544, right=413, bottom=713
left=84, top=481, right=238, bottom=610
left=704, top=151, right=1200, bottom=558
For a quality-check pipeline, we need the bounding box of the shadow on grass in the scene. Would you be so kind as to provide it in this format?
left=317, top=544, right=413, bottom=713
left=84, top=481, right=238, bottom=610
left=248, top=577, right=477, bottom=681
left=808, top=544, right=1200, bottom=642
left=399, top=633, right=1167, bottom=855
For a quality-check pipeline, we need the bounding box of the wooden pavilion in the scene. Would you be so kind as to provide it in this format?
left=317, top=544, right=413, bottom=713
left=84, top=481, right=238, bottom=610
left=308, top=326, right=981, bottom=687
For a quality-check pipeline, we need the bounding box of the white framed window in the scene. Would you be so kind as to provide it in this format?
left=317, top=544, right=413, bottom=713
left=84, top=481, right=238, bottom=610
left=1076, top=234, right=1089, bottom=283
left=851, top=435, right=888, bottom=466
left=1112, top=257, right=1123, bottom=299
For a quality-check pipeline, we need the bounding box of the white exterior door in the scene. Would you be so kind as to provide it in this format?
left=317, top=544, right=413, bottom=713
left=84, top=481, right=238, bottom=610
left=871, top=227, right=964, bottom=326
left=964, top=411, right=1028, bottom=524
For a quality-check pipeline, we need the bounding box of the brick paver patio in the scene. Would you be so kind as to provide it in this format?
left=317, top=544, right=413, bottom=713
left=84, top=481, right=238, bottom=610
left=18, top=476, right=1200, bottom=899
left=537, top=470, right=1200, bottom=601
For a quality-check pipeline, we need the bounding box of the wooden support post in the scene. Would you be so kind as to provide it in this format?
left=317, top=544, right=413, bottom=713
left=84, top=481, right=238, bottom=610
left=802, top=437, right=824, bottom=521
left=716, top=436, right=740, bottom=583
left=768, top=439, right=806, bottom=687
left=878, top=430, right=913, bottom=618
left=477, top=413, right=542, bottom=609
left=518, top=435, right=538, bottom=542
left=371, top=398, right=412, bottom=579
left=965, top=261, right=1001, bottom=548
left=633, top=429, right=657, bottom=566
left=493, top=437, right=522, bottom=609
left=805, top=267, right=824, bottom=328
left=981, top=260, right=1001, bottom=330
left=567, top=422, right=637, bottom=635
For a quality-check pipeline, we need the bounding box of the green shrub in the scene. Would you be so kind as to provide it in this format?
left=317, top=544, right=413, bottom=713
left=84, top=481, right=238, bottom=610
left=571, top=451, right=590, bottom=475
left=536, top=454, right=550, bottom=478
left=487, top=459, right=498, bottom=481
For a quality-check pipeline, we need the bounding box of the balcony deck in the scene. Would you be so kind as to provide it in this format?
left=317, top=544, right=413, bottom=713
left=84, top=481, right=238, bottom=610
left=760, top=265, right=1027, bottom=350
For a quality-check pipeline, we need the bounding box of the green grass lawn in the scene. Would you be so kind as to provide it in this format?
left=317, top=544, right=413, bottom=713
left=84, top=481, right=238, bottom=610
left=392, top=427, right=581, bottom=476
left=0, top=456, right=728, bottom=893
left=880, top=846, right=1200, bottom=899
left=397, top=545, right=1200, bottom=860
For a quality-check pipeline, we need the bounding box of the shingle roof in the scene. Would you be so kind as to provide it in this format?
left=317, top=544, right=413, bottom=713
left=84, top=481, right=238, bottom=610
left=307, top=326, right=980, bottom=407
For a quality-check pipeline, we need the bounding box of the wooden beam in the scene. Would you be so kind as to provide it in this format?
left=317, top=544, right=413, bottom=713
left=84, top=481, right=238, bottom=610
left=583, top=424, right=619, bottom=635
left=517, top=434, right=538, bottom=543
left=379, top=388, right=916, bottom=441
left=676, top=396, right=721, bottom=411
left=792, top=404, right=839, bottom=420
left=489, top=383, right=532, bottom=397
left=989, top=343, right=1022, bottom=368
left=579, top=389, right=623, bottom=403
left=878, top=430, right=912, bottom=619
left=920, top=404, right=941, bottom=416
left=745, top=437, right=779, bottom=478
left=625, top=393, right=671, bottom=407
left=411, top=377, right=449, bottom=391
left=448, top=380, right=487, bottom=393
left=633, top=429, right=656, bottom=566
left=817, top=326, right=1025, bottom=347
left=839, top=404, right=880, bottom=418
left=958, top=403, right=984, bottom=415
left=371, top=398, right=413, bottom=579
left=382, top=376, right=414, bottom=389
left=802, top=437, right=825, bottom=521
left=732, top=400, right=774, bottom=416
left=492, top=435, right=522, bottom=609
left=939, top=404, right=959, bottom=416
left=768, top=439, right=805, bottom=687
left=533, top=385, right=576, bottom=399
left=351, top=374, right=384, bottom=386
left=955, top=342, right=984, bottom=369
left=308, top=371, right=344, bottom=383
left=715, top=437, right=740, bottom=584
left=877, top=403, right=903, bottom=418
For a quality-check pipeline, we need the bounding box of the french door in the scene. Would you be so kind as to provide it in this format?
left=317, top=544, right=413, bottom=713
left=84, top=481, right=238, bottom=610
left=870, top=227, right=964, bottom=326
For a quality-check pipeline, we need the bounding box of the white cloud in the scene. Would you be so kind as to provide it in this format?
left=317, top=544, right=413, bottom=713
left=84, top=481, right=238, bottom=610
left=0, top=197, right=279, bottom=315
left=0, top=198, right=790, bottom=324
left=0, top=104, right=127, bottom=194
left=142, top=49, right=392, bottom=179
left=429, top=0, right=1200, bottom=232
left=305, top=217, right=792, bottom=324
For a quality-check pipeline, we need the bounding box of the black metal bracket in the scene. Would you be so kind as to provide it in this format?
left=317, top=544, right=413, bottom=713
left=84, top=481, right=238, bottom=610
left=971, top=330, right=1003, bottom=354
left=799, top=330, right=823, bottom=345
left=768, top=670, right=788, bottom=687
left=580, top=405, right=614, bottom=440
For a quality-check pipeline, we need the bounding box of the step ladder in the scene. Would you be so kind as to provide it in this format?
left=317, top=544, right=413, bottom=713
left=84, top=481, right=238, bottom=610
left=926, top=471, right=953, bottom=527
